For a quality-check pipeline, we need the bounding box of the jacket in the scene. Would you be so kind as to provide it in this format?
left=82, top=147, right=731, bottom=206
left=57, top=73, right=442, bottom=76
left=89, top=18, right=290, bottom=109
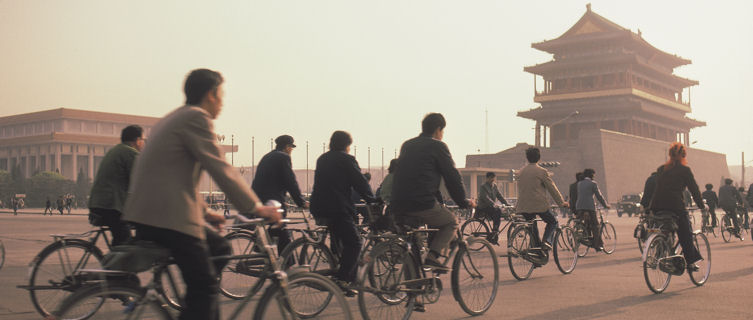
left=568, top=181, right=578, bottom=212
left=515, top=163, right=565, bottom=213
left=124, top=106, right=261, bottom=239
left=718, top=184, right=742, bottom=209
left=88, top=143, right=139, bottom=213
left=309, top=150, right=375, bottom=219
left=649, top=164, right=704, bottom=212
left=575, top=177, right=608, bottom=211
left=639, top=172, right=658, bottom=209
left=701, top=190, right=718, bottom=210
left=251, top=150, right=305, bottom=208
left=390, top=134, right=468, bottom=213
left=477, top=182, right=508, bottom=209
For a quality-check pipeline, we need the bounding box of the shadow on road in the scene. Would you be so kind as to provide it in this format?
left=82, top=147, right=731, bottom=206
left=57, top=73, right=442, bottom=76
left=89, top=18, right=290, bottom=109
left=521, top=291, right=680, bottom=320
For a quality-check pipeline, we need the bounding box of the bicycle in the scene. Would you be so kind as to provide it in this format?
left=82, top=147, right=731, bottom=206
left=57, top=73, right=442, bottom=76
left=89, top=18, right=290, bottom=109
left=720, top=206, right=748, bottom=242
left=358, top=215, right=499, bottom=319
left=567, top=209, right=616, bottom=256
left=50, top=214, right=353, bottom=320
left=459, top=204, right=515, bottom=245
left=507, top=214, right=578, bottom=280
left=642, top=210, right=711, bottom=294
left=634, top=213, right=650, bottom=254
left=17, top=226, right=186, bottom=317
left=699, top=209, right=717, bottom=238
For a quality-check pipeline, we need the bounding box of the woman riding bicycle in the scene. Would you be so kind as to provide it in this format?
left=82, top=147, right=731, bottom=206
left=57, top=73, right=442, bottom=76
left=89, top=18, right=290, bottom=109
left=647, top=142, right=705, bottom=271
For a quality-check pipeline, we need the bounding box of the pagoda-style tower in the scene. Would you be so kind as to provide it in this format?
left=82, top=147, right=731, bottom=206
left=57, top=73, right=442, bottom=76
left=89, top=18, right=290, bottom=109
left=520, top=4, right=704, bottom=148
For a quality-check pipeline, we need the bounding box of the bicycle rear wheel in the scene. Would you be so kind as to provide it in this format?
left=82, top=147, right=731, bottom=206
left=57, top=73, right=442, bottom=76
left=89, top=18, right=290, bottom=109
left=720, top=216, right=732, bottom=243
left=688, top=232, right=711, bottom=286
left=358, top=241, right=416, bottom=320
left=554, top=227, right=578, bottom=274
left=507, top=226, right=534, bottom=281
left=642, top=234, right=672, bottom=294
left=28, top=239, right=104, bottom=317
left=460, top=218, right=491, bottom=240
left=253, top=272, right=350, bottom=320
left=279, top=237, right=337, bottom=277
left=220, top=231, right=266, bottom=300
left=451, top=237, right=498, bottom=316
left=601, top=222, right=617, bottom=254
left=154, top=263, right=185, bottom=310
left=53, top=284, right=171, bottom=320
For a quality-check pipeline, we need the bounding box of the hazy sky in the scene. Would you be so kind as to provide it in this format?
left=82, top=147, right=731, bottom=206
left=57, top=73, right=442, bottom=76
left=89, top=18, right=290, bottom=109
left=1, top=0, right=751, bottom=171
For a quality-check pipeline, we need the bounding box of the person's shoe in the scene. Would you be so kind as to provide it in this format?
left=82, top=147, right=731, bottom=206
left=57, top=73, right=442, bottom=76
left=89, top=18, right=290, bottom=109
left=413, top=303, right=426, bottom=312
left=334, top=280, right=358, bottom=297
left=423, top=257, right=450, bottom=273
left=687, top=258, right=703, bottom=272
left=594, top=246, right=604, bottom=252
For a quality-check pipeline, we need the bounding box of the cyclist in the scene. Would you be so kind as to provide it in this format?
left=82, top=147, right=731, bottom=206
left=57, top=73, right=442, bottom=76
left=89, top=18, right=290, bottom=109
left=309, top=130, right=376, bottom=293
left=568, top=172, right=584, bottom=219
left=648, top=142, right=705, bottom=271
left=515, top=147, right=568, bottom=253
left=737, top=187, right=750, bottom=229
left=123, top=69, right=282, bottom=320
left=390, top=113, right=475, bottom=272
left=718, top=178, right=743, bottom=234
left=575, top=168, right=609, bottom=252
left=87, top=125, right=145, bottom=246
left=476, top=172, right=509, bottom=244
left=701, top=183, right=719, bottom=228
left=251, top=134, right=308, bottom=254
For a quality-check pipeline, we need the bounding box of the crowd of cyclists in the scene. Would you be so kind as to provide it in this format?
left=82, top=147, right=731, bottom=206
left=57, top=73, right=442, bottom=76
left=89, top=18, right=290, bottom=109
left=19, top=68, right=751, bottom=319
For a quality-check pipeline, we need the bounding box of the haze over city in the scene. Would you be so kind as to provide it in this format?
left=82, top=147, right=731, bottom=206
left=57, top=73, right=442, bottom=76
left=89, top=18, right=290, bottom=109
left=1, top=0, right=751, bottom=170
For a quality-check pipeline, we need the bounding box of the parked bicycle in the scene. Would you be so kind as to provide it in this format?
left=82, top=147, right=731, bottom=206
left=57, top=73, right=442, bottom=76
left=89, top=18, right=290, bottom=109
left=358, top=215, right=499, bottom=319
left=50, top=214, right=353, bottom=320
left=642, top=210, right=711, bottom=294
left=507, top=214, right=578, bottom=280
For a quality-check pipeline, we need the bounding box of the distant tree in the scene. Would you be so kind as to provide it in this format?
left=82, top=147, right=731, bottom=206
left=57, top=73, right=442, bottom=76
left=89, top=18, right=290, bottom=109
left=0, top=170, right=12, bottom=204
left=10, top=164, right=26, bottom=195
left=27, top=171, right=74, bottom=207
left=74, top=168, right=91, bottom=208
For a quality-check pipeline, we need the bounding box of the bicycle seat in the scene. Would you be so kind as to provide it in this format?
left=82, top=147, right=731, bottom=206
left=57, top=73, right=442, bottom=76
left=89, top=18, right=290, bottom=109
left=102, top=240, right=171, bottom=273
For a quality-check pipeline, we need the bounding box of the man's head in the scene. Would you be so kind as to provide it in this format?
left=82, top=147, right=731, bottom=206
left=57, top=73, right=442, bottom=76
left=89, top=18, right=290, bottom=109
left=275, top=135, right=296, bottom=154
left=329, top=130, right=352, bottom=152
left=525, top=147, right=540, bottom=163
left=421, top=113, right=446, bottom=140
left=364, top=172, right=372, bottom=182
left=725, top=178, right=733, bottom=185
left=576, top=172, right=584, bottom=181
left=121, top=125, right=144, bottom=151
left=583, top=168, right=595, bottom=179
left=485, top=172, right=496, bottom=183
left=184, top=69, right=224, bottom=119
left=387, top=159, right=398, bottom=173
left=705, top=183, right=713, bottom=190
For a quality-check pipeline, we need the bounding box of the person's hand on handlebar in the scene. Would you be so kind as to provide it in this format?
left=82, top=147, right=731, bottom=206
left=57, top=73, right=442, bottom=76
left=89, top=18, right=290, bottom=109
left=253, top=204, right=283, bottom=226
left=466, top=198, right=477, bottom=208
left=205, top=211, right=226, bottom=231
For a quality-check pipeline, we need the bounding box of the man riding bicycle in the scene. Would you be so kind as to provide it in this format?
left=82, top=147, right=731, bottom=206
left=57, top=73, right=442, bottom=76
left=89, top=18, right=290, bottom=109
left=575, top=168, right=609, bottom=252
left=476, top=172, right=509, bottom=245
left=514, top=147, right=568, bottom=252
left=719, top=178, right=744, bottom=233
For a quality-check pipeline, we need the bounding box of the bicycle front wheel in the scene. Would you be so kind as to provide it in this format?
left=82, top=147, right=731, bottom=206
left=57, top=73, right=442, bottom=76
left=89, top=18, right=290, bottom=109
left=279, top=237, right=337, bottom=277
left=53, top=284, right=171, bottom=320
left=554, top=227, right=578, bottom=274
left=642, top=234, right=672, bottom=294
left=253, top=272, right=351, bottom=320
left=28, top=239, right=104, bottom=317
left=358, top=241, right=416, bottom=320
left=451, top=237, right=498, bottom=316
left=220, top=231, right=265, bottom=300
left=507, top=226, right=534, bottom=281
left=689, top=232, right=711, bottom=286
left=460, top=218, right=491, bottom=240
left=601, top=222, right=617, bottom=254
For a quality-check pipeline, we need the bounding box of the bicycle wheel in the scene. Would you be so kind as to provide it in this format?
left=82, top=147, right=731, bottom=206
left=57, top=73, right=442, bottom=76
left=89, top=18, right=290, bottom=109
left=554, top=227, right=578, bottom=274
left=507, top=226, right=534, bottom=281
left=28, top=239, right=104, bottom=317
left=53, top=284, right=171, bottom=320
left=358, top=241, right=416, bottom=320
left=601, top=222, right=617, bottom=254
left=460, top=218, right=491, bottom=240
left=451, top=237, right=498, bottom=316
left=220, top=231, right=266, bottom=300
left=720, top=216, right=732, bottom=243
left=0, top=239, right=5, bottom=270
left=253, top=272, right=352, bottom=320
left=642, top=234, right=672, bottom=294
left=154, top=263, right=185, bottom=310
left=689, top=233, right=711, bottom=286
left=279, top=237, right=337, bottom=277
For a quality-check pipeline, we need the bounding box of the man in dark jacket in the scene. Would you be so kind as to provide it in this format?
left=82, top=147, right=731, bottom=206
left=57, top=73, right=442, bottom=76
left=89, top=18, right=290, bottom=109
left=701, top=184, right=719, bottom=228
left=251, top=135, right=308, bottom=253
left=718, top=178, right=743, bottom=232
left=310, top=131, right=375, bottom=289
left=568, top=172, right=584, bottom=218
left=575, top=168, right=610, bottom=251
left=391, top=113, right=474, bottom=271
left=476, top=172, right=509, bottom=244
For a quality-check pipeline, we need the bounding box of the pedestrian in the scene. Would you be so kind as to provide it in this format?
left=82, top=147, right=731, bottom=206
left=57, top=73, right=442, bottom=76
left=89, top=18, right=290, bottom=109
left=56, top=196, right=64, bottom=215
left=701, top=184, right=719, bottom=227
left=88, top=125, right=145, bottom=246
left=12, top=197, right=18, bottom=215
left=44, top=197, right=51, bottom=215
left=251, top=134, right=308, bottom=255
left=310, top=130, right=376, bottom=294
left=575, top=168, right=610, bottom=251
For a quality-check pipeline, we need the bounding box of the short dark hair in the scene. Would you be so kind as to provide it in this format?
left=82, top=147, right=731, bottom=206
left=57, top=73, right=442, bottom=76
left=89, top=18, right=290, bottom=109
left=705, top=183, right=713, bottom=190
left=387, top=159, right=398, bottom=173
left=184, top=69, right=224, bottom=105
left=121, top=125, right=143, bottom=143
left=724, top=178, right=733, bottom=185
left=364, top=172, right=372, bottom=181
left=576, top=172, right=584, bottom=181
left=486, top=172, right=496, bottom=179
left=421, top=113, right=446, bottom=135
left=525, top=147, right=540, bottom=163
left=583, top=168, right=595, bottom=179
left=329, top=130, right=352, bottom=152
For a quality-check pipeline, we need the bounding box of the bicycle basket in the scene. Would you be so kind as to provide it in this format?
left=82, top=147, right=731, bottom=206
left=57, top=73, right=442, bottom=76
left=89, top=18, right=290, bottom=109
left=102, top=241, right=170, bottom=273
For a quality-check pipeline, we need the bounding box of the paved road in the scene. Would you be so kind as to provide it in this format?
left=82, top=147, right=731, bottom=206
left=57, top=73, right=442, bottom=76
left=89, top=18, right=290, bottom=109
left=1, top=210, right=751, bottom=319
